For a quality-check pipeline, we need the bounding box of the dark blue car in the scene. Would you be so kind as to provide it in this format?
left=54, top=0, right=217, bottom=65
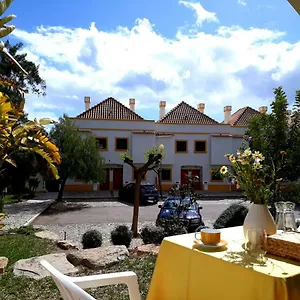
left=156, top=196, right=204, bottom=232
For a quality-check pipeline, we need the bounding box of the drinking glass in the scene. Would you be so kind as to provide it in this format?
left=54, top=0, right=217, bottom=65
left=245, top=229, right=267, bottom=262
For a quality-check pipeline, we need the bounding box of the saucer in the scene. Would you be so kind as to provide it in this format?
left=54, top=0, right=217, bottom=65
left=194, top=239, right=228, bottom=249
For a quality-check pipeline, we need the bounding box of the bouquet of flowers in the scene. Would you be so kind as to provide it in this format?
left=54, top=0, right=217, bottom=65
left=220, top=148, right=277, bottom=205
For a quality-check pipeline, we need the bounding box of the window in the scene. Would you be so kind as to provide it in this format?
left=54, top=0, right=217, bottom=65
left=194, top=140, right=207, bottom=153
left=175, top=140, right=188, bottom=153
left=161, top=168, right=172, bottom=181
left=115, top=137, right=128, bottom=151
left=132, top=169, right=146, bottom=181
left=96, top=137, right=108, bottom=151
left=210, top=168, right=223, bottom=182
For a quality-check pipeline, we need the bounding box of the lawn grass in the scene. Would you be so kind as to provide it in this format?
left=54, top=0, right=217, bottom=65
left=0, top=232, right=156, bottom=300
left=2, top=195, right=19, bottom=204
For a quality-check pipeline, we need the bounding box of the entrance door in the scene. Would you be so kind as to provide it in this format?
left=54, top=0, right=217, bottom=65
left=113, top=168, right=123, bottom=190
left=181, top=168, right=201, bottom=190
left=191, top=169, right=201, bottom=190
left=181, top=169, right=188, bottom=185
left=100, top=168, right=109, bottom=190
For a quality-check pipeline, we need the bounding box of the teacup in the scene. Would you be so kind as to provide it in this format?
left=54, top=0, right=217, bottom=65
left=195, top=228, right=221, bottom=245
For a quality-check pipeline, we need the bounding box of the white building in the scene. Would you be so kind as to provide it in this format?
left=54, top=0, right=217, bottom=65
left=65, top=97, right=266, bottom=192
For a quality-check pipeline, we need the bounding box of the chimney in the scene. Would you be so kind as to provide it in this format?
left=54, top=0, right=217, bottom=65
left=224, top=105, right=232, bottom=124
left=259, top=106, right=268, bottom=114
left=84, top=96, right=91, bottom=111
left=129, top=98, right=135, bottom=112
left=159, top=101, right=166, bottom=119
left=197, top=103, right=205, bottom=113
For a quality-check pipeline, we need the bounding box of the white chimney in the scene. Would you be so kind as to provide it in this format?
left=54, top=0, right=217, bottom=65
left=159, top=101, right=166, bottom=120
left=259, top=106, right=268, bottom=114
left=129, top=98, right=135, bottom=111
left=224, top=105, right=232, bottom=124
left=197, top=103, right=205, bottom=113
left=84, top=96, right=91, bottom=111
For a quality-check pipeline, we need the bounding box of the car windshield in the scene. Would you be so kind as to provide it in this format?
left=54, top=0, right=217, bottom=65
left=163, top=199, right=180, bottom=209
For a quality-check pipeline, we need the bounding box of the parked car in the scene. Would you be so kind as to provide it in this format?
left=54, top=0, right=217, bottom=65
left=156, top=196, right=204, bottom=232
left=118, top=182, right=160, bottom=204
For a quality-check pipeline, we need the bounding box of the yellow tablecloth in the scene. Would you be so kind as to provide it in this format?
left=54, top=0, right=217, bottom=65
left=147, top=226, right=300, bottom=300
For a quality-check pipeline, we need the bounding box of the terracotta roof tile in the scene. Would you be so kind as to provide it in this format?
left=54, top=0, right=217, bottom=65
left=157, top=101, right=219, bottom=125
left=76, top=97, right=144, bottom=120
left=228, top=107, right=260, bottom=126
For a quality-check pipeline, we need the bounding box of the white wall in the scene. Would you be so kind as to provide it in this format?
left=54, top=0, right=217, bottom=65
left=132, top=134, right=156, bottom=163
left=210, top=137, right=233, bottom=166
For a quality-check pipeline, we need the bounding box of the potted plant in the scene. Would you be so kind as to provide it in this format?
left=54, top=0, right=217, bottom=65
left=220, top=148, right=277, bottom=236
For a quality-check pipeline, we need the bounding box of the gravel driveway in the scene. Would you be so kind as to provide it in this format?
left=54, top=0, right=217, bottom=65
left=31, top=199, right=246, bottom=246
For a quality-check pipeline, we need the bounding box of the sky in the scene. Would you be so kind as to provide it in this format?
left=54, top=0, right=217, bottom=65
left=5, top=0, right=300, bottom=122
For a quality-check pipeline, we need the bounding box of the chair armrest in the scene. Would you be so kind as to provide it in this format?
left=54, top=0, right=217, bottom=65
left=70, top=271, right=140, bottom=300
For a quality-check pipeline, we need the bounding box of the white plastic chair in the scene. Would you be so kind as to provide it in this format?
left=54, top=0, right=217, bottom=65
left=40, top=260, right=141, bottom=300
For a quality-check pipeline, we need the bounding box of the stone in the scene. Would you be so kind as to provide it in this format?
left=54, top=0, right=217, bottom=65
left=0, top=257, right=8, bottom=274
left=35, top=230, right=60, bottom=241
left=57, top=240, right=79, bottom=250
left=67, top=245, right=129, bottom=270
left=133, top=244, right=160, bottom=257
left=13, top=253, right=79, bottom=279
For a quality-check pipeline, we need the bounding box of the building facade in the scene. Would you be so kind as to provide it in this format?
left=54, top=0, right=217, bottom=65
left=65, top=97, right=266, bottom=192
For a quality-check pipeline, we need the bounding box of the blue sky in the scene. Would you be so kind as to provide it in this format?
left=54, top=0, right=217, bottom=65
left=6, top=0, right=300, bottom=121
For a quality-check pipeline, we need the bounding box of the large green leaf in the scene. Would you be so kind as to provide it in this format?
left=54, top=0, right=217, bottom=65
left=0, top=0, right=14, bottom=16
left=0, top=14, right=15, bottom=27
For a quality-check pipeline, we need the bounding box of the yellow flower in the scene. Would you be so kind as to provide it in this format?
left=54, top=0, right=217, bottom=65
left=253, top=151, right=264, bottom=161
left=229, top=155, right=236, bottom=163
left=220, top=166, right=228, bottom=175
left=253, top=162, right=262, bottom=169
left=243, top=148, right=252, bottom=157
left=224, top=154, right=231, bottom=158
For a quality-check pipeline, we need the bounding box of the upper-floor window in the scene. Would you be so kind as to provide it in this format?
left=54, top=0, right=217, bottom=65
left=96, top=137, right=108, bottom=151
left=175, top=140, right=188, bottom=153
left=161, top=168, right=172, bottom=181
left=194, top=140, right=207, bottom=153
left=115, top=137, right=128, bottom=151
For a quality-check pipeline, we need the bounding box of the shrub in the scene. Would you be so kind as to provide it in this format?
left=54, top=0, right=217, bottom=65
left=82, top=229, right=102, bottom=249
left=140, top=225, right=165, bottom=245
left=157, top=217, right=188, bottom=237
left=213, top=203, right=248, bottom=229
left=111, top=225, right=133, bottom=248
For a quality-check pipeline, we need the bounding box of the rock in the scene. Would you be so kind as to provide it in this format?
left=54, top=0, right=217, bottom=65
left=35, top=230, right=60, bottom=241
left=133, top=244, right=160, bottom=257
left=57, top=240, right=79, bottom=250
left=0, top=257, right=8, bottom=274
left=13, top=253, right=79, bottom=279
left=67, top=245, right=129, bottom=270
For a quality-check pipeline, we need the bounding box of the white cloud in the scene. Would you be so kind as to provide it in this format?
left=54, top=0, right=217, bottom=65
left=11, top=3, right=300, bottom=122
left=238, top=0, right=247, bottom=6
left=179, top=1, right=219, bottom=26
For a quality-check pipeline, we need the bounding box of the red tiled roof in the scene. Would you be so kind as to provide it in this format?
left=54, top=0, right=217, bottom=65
left=76, top=97, right=144, bottom=120
left=227, top=107, right=260, bottom=126
left=157, top=101, right=219, bottom=125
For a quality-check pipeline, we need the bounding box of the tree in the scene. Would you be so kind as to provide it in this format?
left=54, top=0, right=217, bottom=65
left=0, top=0, right=61, bottom=194
left=0, top=93, right=61, bottom=178
left=50, top=115, right=106, bottom=201
left=245, top=86, right=300, bottom=211
left=0, top=41, right=46, bottom=106
left=121, top=146, right=165, bottom=237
